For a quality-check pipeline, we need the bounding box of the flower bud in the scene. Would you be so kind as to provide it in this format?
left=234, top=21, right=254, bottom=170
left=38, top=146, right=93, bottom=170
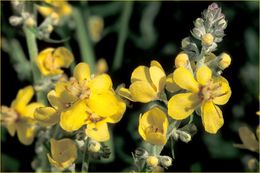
left=25, top=17, right=36, bottom=27
left=88, top=140, right=101, bottom=153
left=151, top=166, right=164, bottom=172
left=159, top=156, right=172, bottom=167
left=202, top=33, right=214, bottom=46
left=218, top=53, right=231, bottom=70
left=46, top=25, right=54, bottom=33
left=175, top=53, right=189, bottom=68
left=194, top=18, right=204, bottom=28
left=146, top=156, right=159, bottom=167
left=135, top=147, right=148, bottom=159
left=178, top=130, right=192, bottom=143
left=9, top=16, right=23, bottom=26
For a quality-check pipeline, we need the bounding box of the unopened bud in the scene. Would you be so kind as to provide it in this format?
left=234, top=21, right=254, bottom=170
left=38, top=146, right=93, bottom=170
left=194, top=18, right=204, bottom=28
left=25, top=17, right=36, bottom=27
left=218, top=19, right=227, bottom=30
left=178, top=130, right=192, bottom=143
left=175, top=53, right=189, bottom=68
left=146, top=156, right=159, bottom=167
left=159, top=156, right=172, bottom=167
left=135, top=147, right=148, bottom=159
left=88, top=140, right=101, bottom=153
left=202, top=33, right=214, bottom=46
left=218, top=53, right=231, bottom=70
left=46, top=25, right=54, bottom=33
left=9, top=16, right=23, bottom=26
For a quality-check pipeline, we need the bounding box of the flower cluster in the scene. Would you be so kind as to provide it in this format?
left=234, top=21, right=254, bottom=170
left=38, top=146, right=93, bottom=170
left=119, top=3, right=231, bottom=172
left=2, top=2, right=234, bottom=172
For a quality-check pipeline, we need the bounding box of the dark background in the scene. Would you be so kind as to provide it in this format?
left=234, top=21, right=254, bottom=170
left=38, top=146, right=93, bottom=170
left=1, top=1, right=259, bottom=172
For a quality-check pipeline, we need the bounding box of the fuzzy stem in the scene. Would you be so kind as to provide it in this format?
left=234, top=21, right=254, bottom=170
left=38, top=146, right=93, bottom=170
left=73, top=7, right=96, bottom=72
left=112, top=1, right=133, bottom=71
left=23, top=27, right=47, bottom=105
left=81, top=138, right=90, bottom=172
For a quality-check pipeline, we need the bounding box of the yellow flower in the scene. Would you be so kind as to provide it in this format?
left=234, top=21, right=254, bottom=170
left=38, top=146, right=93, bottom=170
left=119, top=60, right=166, bottom=103
left=36, top=47, right=74, bottom=76
left=36, top=62, right=126, bottom=142
left=47, top=138, right=77, bottom=169
left=0, top=86, right=44, bottom=145
left=38, top=0, right=72, bottom=19
left=138, top=107, right=168, bottom=145
left=168, top=66, right=231, bottom=134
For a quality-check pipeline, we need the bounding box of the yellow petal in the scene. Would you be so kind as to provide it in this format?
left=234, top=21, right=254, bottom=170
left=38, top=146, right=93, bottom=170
left=106, top=96, right=126, bottom=123
left=6, top=124, right=16, bottom=136
left=38, top=6, right=53, bottom=17
left=53, top=47, right=74, bottom=68
left=196, top=65, right=212, bottom=85
left=36, top=48, right=55, bottom=75
left=146, top=132, right=167, bottom=145
left=131, top=66, right=152, bottom=84
left=48, top=82, right=77, bottom=110
left=129, top=81, right=157, bottom=103
left=138, top=114, right=147, bottom=141
left=165, top=73, right=181, bottom=93
left=150, top=60, right=163, bottom=71
left=201, top=101, right=224, bottom=134
left=86, top=122, right=110, bottom=142
left=16, top=121, right=35, bottom=145
left=11, top=86, right=34, bottom=113
left=117, top=86, right=134, bottom=101
left=87, top=90, right=120, bottom=118
left=173, top=67, right=199, bottom=93
left=47, top=138, right=77, bottom=169
left=139, top=107, right=168, bottom=145
left=87, top=74, right=112, bottom=92
left=34, top=107, right=59, bottom=126
left=149, top=65, right=166, bottom=92
left=73, top=63, right=91, bottom=83
left=22, top=102, right=45, bottom=119
left=168, top=93, right=200, bottom=120
left=212, top=76, right=231, bottom=105
left=60, top=101, right=89, bottom=132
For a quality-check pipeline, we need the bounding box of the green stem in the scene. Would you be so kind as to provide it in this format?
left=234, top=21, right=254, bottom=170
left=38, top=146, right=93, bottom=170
left=23, top=26, right=47, bottom=105
left=81, top=138, right=90, bottom=172
left=112, top=1, right=133, bottom=71
left=73, top=7, right=96, bottom=72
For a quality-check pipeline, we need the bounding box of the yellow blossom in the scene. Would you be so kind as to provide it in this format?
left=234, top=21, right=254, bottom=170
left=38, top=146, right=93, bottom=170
left=47, top=138, right=77, bottom=169
left=138, top=107, right=168, bottom=145
left=202, top=33, right=214, bottom=46
left=36, top=62, right=126, bottom=142
left=38, top=0, right=72, bottom=20
left=0, top=86, right=44, bottom=145
left=36, top=47, right=74, bottom=76
left=118, top=60, right=166, bottom=103
left=168, top=66, right=231, bottom=134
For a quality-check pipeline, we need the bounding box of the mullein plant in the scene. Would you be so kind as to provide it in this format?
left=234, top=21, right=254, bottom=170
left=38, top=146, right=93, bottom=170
left=119, top=3, right=231, bottom=172
left=1, top=1, right=233, bottom=172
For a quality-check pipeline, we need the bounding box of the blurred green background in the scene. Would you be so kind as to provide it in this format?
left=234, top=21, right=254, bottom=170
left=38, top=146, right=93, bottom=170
left=1, top=1, right=259, bottom=172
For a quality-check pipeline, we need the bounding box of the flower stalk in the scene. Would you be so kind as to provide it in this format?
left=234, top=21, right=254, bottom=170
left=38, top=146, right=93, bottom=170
left=112, top=1, right=133, bottom=71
